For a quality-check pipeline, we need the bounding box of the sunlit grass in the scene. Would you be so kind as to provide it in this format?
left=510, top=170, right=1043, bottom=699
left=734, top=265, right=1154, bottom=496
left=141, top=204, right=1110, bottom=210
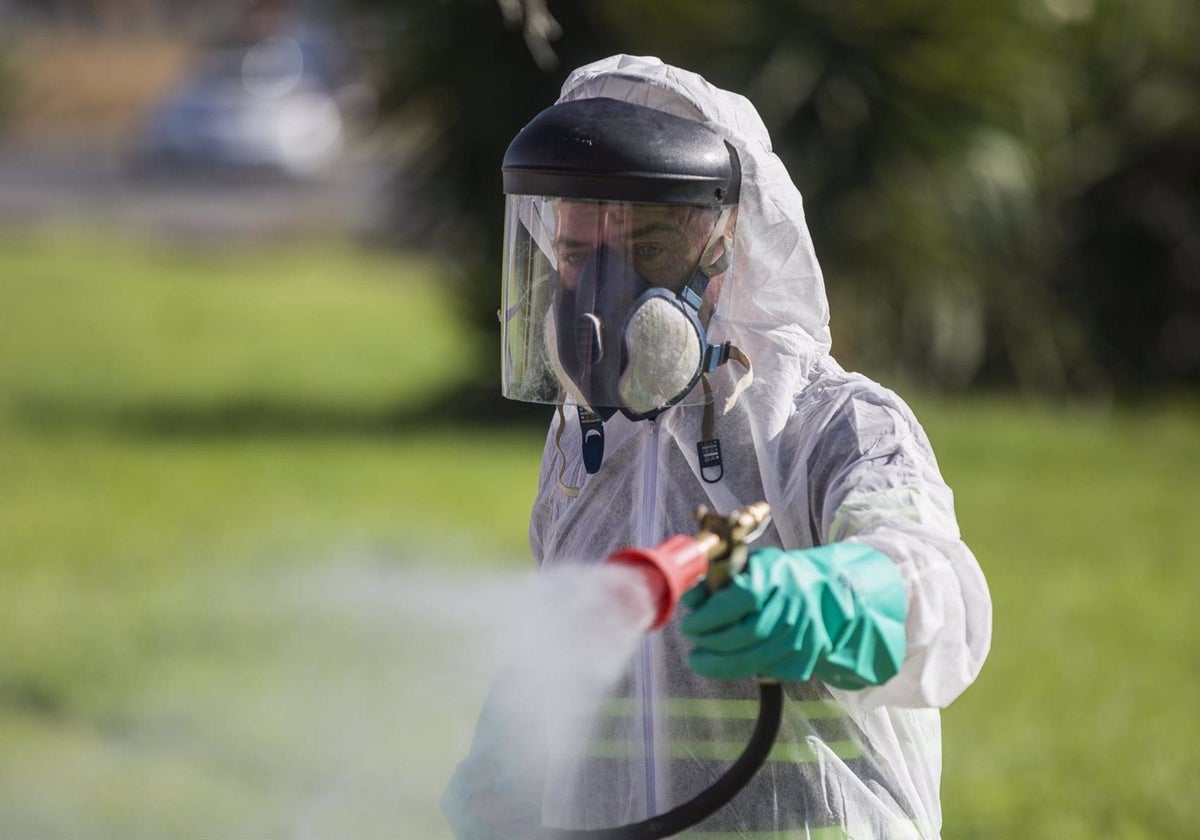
left=0, top=230, right=472, bottom=416
left=918, top=398, right=1200, bottom=840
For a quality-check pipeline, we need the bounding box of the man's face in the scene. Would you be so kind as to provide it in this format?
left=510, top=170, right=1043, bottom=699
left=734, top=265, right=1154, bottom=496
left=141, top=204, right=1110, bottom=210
left=552, top=201, right=721, bottom=292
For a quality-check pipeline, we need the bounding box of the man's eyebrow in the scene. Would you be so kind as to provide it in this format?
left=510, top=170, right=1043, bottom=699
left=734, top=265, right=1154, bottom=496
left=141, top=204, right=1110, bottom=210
left=630, top=222, right=678, bottom=239
left=553, top=237, right=592, bottom=249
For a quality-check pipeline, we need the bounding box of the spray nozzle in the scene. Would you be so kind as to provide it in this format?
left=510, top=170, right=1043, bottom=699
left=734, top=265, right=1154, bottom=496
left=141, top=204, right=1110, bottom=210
left=605, top=502, right=772, bottom=630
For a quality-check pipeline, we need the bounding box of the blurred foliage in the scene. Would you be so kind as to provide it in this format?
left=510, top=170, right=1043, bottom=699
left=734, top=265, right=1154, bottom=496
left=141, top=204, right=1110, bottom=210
left=0, top=37, right=13, bottom=130
left=356, top=0, right=1200, bottom=396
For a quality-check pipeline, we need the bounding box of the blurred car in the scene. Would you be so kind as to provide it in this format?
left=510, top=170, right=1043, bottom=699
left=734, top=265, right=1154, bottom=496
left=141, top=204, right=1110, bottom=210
left=133, top=36, right=346, bottom=179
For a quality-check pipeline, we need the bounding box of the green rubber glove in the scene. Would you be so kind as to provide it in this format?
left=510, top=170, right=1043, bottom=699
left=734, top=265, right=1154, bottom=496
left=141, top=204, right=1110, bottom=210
left=680, top=544, right=907, bottom=689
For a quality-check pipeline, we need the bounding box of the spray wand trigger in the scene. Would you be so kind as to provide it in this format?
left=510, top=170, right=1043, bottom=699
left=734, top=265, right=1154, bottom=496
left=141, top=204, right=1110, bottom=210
left=691, top=502, right=772, bottom=593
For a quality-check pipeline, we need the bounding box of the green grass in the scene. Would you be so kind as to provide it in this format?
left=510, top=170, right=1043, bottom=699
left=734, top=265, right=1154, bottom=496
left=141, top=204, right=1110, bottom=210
left=0, top=232, right=472, bottom=416
left=921, top=400, right=1200, bottom=839
left=1, top=230, right=1197, bottom=838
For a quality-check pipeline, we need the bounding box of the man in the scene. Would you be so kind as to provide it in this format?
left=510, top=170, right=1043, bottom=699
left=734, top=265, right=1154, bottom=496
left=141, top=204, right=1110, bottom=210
left=450, top=54, right=991, bottom=839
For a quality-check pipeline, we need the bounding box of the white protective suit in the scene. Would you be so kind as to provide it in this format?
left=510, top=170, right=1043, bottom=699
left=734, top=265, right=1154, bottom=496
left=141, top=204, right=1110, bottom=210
left=525, top=56, right=992, bottom=839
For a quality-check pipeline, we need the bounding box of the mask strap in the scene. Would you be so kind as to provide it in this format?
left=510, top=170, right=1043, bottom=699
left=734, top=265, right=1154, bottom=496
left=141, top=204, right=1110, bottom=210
left=554, top=400, right=608, bottom=497
left=696, top=345, right=752, bottom=485
left=723, top=344, right=754, bottom=413
left=681, top=207, right=735, bottom=311
left=701, top=207, right=735, bottom=277
left=697, top=376, right=723, bottom=484
left=577, top=406, right=605, bottom=474
left=554, top=401, right=581, bottom=498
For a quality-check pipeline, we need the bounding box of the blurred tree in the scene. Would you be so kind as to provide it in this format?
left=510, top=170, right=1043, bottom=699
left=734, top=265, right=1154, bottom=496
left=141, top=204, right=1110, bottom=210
left=355, top=0, right=1200, bottom=398
left=1058, top=141, right=1200, bottom=391
left=1047, top=1, right=1200, bottom=392
left=0, top=47, right=12, bottom=131
left=0, top=0, right=243, bottom=32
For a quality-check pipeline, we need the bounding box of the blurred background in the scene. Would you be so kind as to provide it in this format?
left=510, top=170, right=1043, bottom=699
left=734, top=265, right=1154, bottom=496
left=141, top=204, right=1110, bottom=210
left=0, top=0, right=1197, bottom=837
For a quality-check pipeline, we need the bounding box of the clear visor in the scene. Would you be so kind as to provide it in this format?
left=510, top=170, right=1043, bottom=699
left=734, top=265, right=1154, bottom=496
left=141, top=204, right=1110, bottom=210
left=501, top=196, right=735, bottom=417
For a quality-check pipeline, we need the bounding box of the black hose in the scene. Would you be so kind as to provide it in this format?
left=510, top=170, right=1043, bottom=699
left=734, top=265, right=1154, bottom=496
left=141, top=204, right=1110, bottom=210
left=541, top=681, right=784, bottom=840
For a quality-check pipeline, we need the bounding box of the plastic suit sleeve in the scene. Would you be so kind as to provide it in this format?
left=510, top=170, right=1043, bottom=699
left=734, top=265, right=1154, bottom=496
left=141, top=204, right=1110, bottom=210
left=680, top=545, right=906, bottom=688
left=801, top=385, right=992, bottom=709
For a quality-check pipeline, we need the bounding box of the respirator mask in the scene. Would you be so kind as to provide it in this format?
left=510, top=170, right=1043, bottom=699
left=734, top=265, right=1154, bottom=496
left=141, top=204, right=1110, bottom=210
left=544, top=210, right=733, bottom=420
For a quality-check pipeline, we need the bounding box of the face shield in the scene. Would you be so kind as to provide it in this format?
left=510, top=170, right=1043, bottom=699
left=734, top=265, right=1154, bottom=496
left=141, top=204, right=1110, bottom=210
left=501, top=96, right=741, bottom=421
left=501, top=196, right=736, bottom=419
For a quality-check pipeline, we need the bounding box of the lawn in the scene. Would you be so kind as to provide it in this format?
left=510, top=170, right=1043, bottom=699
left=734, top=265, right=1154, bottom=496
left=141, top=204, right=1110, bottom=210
left=1, top=230, right=1196, bottom=838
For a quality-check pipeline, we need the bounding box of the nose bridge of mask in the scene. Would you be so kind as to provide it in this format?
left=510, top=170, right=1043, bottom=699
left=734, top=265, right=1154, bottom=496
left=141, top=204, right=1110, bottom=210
left=574, top=312, right=602, bottom=366
left=575, top=244, right=642, bottom=359
left=551, top=244, right=644, bottom=411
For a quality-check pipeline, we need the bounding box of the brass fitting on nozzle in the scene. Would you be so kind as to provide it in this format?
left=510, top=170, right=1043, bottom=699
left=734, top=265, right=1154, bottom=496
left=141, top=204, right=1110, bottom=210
left=605, top=502, right=772, bottom=630
left=691, top=502, right=773, bottom=592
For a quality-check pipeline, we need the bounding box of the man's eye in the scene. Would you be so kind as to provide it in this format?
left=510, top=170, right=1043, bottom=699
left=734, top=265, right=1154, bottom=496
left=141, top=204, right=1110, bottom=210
left=562, top=252, right=588, bottom=268
left=634, top=244, right=663, bottom=259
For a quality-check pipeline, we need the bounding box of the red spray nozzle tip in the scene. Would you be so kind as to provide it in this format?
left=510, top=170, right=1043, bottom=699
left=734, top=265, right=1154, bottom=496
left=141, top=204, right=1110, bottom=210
left=605, top=535, right=710, bottom=630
